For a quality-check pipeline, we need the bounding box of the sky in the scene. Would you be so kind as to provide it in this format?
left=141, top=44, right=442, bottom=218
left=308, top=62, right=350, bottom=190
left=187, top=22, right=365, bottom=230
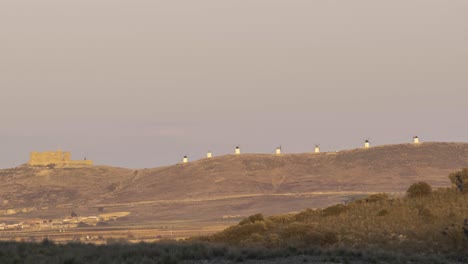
left=1, top=0, right=467, bottom=168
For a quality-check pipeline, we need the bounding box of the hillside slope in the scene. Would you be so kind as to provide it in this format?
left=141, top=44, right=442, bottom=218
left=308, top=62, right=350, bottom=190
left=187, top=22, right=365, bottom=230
left=1, top=142, right=467, bottom=222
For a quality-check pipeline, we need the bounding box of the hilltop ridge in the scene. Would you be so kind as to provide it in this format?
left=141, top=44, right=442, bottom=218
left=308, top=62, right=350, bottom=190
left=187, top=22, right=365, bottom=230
left=0, top=142, right=467, bottom=223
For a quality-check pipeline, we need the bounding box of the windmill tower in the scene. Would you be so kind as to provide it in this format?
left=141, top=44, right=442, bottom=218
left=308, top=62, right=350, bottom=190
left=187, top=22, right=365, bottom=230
left=275, top=146, right=282, bottom=155
left=413, top=136, right=420, bottom=144
left=182, top=155, right=188, bottom=163
left=314, top=145, right=320, bottom=153
left=207, top=151, right=213, bottom=158
left=235, top=146, right=241, bottom=155
left=364, top=139, right=371, bottom=148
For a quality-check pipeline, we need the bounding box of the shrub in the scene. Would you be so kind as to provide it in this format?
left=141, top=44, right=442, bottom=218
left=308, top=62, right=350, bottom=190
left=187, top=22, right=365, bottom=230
left=365, top=193, right=390, bottom=203
left=269, top=214, right=295, bottom=225
left=239, top=214, right=264, bottom=225
left=406, top=182, right=432, bottom=198
left=449, top=168, right=468, bottom=193
left=213, top=222, right=267, bottom=244
left=294, top=209, right=320, bottom=222
left=322, top=204, right=347, bottom=217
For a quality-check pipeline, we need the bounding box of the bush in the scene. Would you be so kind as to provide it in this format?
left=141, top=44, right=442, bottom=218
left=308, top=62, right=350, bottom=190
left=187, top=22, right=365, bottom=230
left=322, top=204, right=347, bottom=217
left=239, top=214, right=264, bottom=225
left=214, top=222, right=267, bottom=244
left=280, top=223, right=338, bottom=247
left=449, top=168, right=468, bottom=193
left=365, top=193, right=390, bottom=203
left=294, top=209, right=320, bottom=222
left=406, top=182, right=432, bottom=198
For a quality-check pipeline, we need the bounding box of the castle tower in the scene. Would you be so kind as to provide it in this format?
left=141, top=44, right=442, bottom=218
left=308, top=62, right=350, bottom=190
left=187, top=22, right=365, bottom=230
left=364, top=140, right=370, bottom=148
left=413, top=136, right=420, bottom=144
left=235, top=146, right=241, bottom=155
left=207, top=151, right=213, bottom=158
left=182, top=155, right=188, bottom=163
left=314, top=145, right=320, bottom=153
left=275, top=146, right=282, bottom=155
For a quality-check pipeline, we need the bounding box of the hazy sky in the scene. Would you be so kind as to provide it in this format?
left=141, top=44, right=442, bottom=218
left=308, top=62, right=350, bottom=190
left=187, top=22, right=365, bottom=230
left=1, top=0, right=467, bottom=168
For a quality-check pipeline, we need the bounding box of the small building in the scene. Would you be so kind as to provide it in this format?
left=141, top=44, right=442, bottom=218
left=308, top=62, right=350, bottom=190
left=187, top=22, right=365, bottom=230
left=314, top=145, right=320, bottom=153
left=235, top=146, right=241, bottom=155
left=364, top=140, right=371, bottom=148
left=413, top=136, right=420, bottom=144
left=207, top=151, right=213, bottom=158
left=275, top=147, right=282, bottom=155
left=182, top=156, right=188, bottom=163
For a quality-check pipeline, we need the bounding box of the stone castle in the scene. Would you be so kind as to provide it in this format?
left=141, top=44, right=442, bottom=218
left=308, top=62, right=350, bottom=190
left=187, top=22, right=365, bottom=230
left=29, top=150, right=93, bottom=167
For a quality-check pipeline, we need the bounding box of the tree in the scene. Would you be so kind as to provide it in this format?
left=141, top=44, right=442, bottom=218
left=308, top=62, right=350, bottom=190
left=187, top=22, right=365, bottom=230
left=449, top=168, right=468, bottom=193
left=406, top=182, right=432, bottom=198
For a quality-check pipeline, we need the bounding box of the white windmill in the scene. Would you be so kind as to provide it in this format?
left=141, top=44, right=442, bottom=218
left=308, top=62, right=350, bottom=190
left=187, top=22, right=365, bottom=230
left=314, top=144, right=320, bottom=153
left=235, top=146, right=241, bottom=155
left=364, top=139, right=371, bottom=148
left=275, top=145, right=282, bottom=155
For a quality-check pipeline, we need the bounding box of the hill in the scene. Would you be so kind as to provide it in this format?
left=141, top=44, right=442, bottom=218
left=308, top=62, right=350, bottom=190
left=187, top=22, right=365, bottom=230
left=1, top=142, right=468, bottom=226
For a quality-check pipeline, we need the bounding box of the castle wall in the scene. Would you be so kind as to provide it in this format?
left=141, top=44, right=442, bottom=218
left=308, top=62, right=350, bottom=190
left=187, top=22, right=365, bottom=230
left=29, top=151, right=93, bottom=167
left=67, top=160, right=94, bottom=166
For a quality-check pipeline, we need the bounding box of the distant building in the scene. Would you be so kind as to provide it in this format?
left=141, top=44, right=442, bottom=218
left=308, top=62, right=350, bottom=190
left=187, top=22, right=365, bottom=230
left=235, top=146, right=241, bottom=155
left=28, top=150, right=93, bottom=167
left=182, top=156, right=188, bottom=163
left=207, top=152, right=213, bottom=158
left=413, top=136, right=420, bottom=144
left=364, top=140, right=371, bottom=148
left=275, top=147, right=282, bottom=155
left=314, top=145, right=320, bottom=153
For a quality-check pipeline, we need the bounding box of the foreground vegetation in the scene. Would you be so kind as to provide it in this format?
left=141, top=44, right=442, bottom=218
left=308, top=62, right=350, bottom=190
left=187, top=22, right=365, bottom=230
left=1, top=169, right=467, bottom=263
left=202, top=186, right=468, bottom=254
left=193, top=169, right=468, bottom=262
left=1, top=239, right=466, bottom=264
